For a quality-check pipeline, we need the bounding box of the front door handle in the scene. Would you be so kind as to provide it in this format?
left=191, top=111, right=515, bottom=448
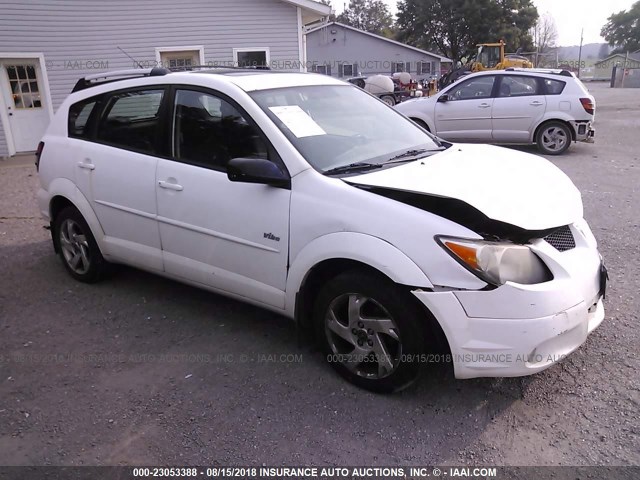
left=77, top=160, right=95, bottom=170
left=478, top=103, right=491, bottom=109
left=158, top=180, right=183, bottom=191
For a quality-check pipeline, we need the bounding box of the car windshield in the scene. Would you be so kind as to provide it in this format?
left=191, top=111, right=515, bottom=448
left=249, top=85, right=440, bottom=173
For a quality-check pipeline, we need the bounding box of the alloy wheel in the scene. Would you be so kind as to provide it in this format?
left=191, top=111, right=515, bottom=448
left=324, top=293, right=402, bottom=379
left=59, top=218, right=91, bottom=275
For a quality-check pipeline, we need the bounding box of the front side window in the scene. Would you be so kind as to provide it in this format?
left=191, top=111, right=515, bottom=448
left=544, top=78, right=566, bottom=95
left=250, top=85, right=440, bottom=173
left=68, top=98, right=98, bottom=139
left=498, top=76, right=540, bottom=97
left=96, top=89, right=165, bottom=154
left=172, top=89, right=269, bottom=171
left=447, top=76, right=496, bottom=100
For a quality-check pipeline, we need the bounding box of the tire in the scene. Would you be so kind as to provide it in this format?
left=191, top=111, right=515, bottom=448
left=53, top=206, right=107, bottom=283
left=411, top=118, right=430, bottom=132
left=536, top=121, right=572, bottom=155
left=313, top=270, right=428, bottom=393
left=379, top=95, right=396, bottom=107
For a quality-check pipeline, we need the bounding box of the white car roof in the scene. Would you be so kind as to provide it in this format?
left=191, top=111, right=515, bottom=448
left=72, top=68, right=346, bottom=97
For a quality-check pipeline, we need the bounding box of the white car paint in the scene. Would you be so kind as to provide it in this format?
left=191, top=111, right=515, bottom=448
left=395, top=69, right=595, bottom=151
left=347, top=143, right=583, bottom=231
left=37, top=69, right=605, bottom=382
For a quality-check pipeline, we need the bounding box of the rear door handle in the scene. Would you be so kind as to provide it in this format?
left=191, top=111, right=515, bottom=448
left=158, top=180, right=183, bottom=191
left=478, top=103, right=491, bottom=109
left=77, top=160, right=95, bottom=170
left=530, top=101, right=544, bottom=106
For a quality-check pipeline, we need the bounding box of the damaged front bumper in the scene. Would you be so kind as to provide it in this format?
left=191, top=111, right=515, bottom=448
left=413, top=223, right=606, bottom=379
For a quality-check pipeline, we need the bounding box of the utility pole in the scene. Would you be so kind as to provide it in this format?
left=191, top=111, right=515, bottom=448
left=577, top=28, right=584, bottom=78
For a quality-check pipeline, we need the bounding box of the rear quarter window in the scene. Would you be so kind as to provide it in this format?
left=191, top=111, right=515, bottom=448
left=543, top=78, right=566, bottom=95
left=68, top=98, right=98, bottom=139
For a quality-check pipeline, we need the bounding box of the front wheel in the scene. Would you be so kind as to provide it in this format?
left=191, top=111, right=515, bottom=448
left=536, top=121, right=572, bottom=155
left=313, top=270, right=428, bottom=393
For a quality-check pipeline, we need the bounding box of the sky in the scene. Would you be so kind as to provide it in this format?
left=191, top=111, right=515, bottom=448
left=332, top=0, right=637, bottom=46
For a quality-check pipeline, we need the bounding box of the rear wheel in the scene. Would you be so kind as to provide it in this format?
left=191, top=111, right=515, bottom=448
left=536, top=121, right=572, bottom=155
left=53, top=206, right=107, bottom=283
left=314, top=270, right=427, bottom=393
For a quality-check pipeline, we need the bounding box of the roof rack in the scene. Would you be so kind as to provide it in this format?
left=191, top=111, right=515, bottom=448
left=168, top=64, right=271, bottom=72
left=72, top=67, right=170, bottom=92
left=504, top=67, right=574, bottom=77
left=71, top=65, right=273, bottom=92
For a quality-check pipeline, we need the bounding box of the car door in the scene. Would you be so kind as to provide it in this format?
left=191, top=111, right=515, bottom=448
left=434, top=75, right=496, bottom=141
left=156, top=87, right=291, bottom=309
left=72, top=87, right=167, bottom=270
left=491, top=75, right=546, bottom=143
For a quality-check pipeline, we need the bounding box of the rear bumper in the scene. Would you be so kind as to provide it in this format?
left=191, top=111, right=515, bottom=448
left=571, top=121, right=595, bottom=143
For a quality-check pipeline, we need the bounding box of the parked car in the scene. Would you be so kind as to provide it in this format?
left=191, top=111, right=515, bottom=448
left=36, top=67, right=606, bottom=392
left=395, top=68, right=596, bottom=155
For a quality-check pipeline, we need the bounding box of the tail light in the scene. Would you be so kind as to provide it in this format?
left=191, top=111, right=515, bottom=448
left=580, top=98, right=595, bottom=115
left=35, top=141, right=44, bottom=171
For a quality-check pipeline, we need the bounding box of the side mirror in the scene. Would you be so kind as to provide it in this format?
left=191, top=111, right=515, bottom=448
left=227, top=158, right=290, bottom=188
left=437, top=94, right=449, bottom=103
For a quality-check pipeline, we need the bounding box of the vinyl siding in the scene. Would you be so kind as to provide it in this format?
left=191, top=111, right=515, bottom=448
left=0, top=0, right=302, bottom=155
left=307, top=24, right=443, bottom=79
left=0, top=127, right=7, bottom=157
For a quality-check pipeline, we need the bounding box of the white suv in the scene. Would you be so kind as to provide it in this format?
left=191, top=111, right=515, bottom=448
left=36, top=67, right=606, bottom=392
left=395, top=69, right=595, bottom=155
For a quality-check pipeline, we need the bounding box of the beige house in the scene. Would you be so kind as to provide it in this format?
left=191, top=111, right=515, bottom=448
left=593, top=52, right=640, bottom=81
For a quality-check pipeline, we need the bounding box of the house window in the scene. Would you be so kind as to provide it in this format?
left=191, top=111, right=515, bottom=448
left=155, top=46, right=204, bottom=70
left=313, top=64, right=332, bottom=76
left=417, top=61, right=432, bottom=76
left=233, top=48, right=270, bottom=68
left=338, top=63, right=357, bottom=77
left=393, top=62, right=410, bottom=73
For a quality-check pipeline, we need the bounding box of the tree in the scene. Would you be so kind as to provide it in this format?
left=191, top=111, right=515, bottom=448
left=396, top=0, right=538, bottom=63
left=319, top=0, right=337, bottom=21
left=598, top=43, right=611, bottom=59
left=336, top=0, right=393, bottom=36
left=530, top=12, right=558, bottom=66
left=601, top=1, right=640, bottom=53
left=531, top=13, right=558, bottom=53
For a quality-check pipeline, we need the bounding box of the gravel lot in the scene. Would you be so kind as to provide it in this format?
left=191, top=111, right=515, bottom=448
left=0, top=82, right=638, bottom=468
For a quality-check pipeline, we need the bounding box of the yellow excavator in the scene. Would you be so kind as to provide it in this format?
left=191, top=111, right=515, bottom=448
left=439, top=40, right=533, bottom=88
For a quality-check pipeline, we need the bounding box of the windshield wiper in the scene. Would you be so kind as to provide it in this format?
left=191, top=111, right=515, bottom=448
left=323, top=162, right=383, bottom=176
left=385, top=148, right=446, bottom=164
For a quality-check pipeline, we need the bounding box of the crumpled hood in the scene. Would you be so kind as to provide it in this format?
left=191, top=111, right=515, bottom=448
left=347, top=144, right=583, bottom=231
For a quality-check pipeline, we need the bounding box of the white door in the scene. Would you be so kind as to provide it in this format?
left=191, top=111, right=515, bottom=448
left=156, top=88, right=291, bottom=308
left=434, top=75, right=496, bottom=141
left=0, top=60, right=51, bottom=152
left=491, top=75, right=546, bottom=143
left=72, top=88, right=166, bottom=270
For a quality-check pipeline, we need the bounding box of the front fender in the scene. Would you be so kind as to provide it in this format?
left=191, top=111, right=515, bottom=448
left=285, top=232, right=433, bottom=316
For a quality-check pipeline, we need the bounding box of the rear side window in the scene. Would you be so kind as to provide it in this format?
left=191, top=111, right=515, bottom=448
left=68, top=98, right=98, bottom=139
left=498, top=76, right=540, bottom=97
left=543, top=78, right=566, bottom=95
left=97, top=89, right=165, bottom=154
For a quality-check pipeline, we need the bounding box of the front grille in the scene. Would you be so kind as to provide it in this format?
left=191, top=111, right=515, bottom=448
left=544, top=225, right=576, bottom=252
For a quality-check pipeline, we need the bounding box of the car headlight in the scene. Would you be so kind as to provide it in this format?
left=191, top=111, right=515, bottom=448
left=437, top=236, right=552, bottom=286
